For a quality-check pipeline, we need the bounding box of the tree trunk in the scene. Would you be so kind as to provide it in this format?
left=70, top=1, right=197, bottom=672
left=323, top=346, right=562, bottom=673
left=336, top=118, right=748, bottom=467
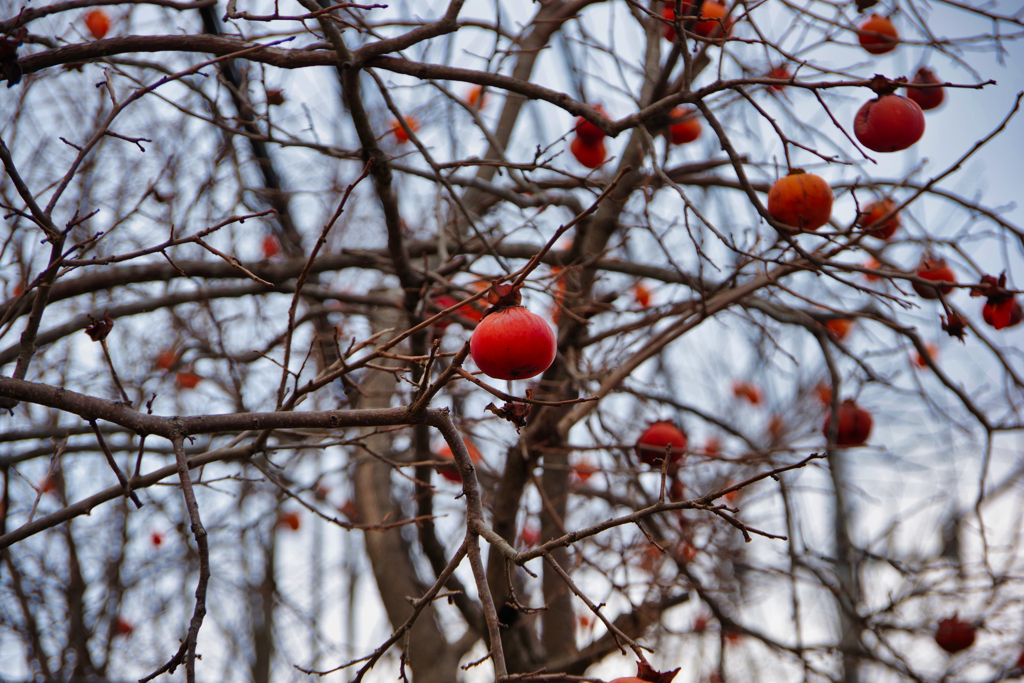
left=829, top=450, right=861, bottom=683
left=353, top=306, right=462, bottom=682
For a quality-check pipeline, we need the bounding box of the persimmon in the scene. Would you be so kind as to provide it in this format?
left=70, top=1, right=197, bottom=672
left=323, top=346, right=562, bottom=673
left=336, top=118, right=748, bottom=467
left=767, top=65, right=790, bottom=91
left=693, top=0, right=731, bottom=40
left=912, top=256, right=956, bottom=299
left=635, top=420, right=688, bottom=466
left=569, top=136, right=606, bottom=169
left=155, top=349, right=176, bottom=371
left=860, top=198, right=901, bottom=240
left=970, top=272, right=1022, bottom=329
left=857, top=14, right=898, bottom=55
left=731, top=380, right=763, bottom=405
left=767, top=170, right=834, bottom=232
left=459, top=295, right=488, bottom=323
left=633, top=283, right=652, bottom=308
left=906, top=66, right=945, bottom=111
left=914, top=343, right=938, bottom=368
left=825, top=318, right=854, bottom=341
left=175, top=369, right=202, bottom=389
left=571, top=457, right=597, bottom=484
left=466, top=84, right=488, bottom=109
left=663, top=2, right=722, bottom=42
left=864, top=256, right=883, bottom=282
left=822, top=398, right=873, bottom=447
left=662, top=3, right=686, bottom=42
left=435, top=437, right=482, bottom=483
left=767, top=413, right=786, bottom=440
left=815, top=383, right=832, bottom=405
left=667, top=106, right=702, bottom=144
left=982, top=297, right=1023, bottom=330
left=278, top=510, right=301, bottom=531
left=854, top=94, right=925, bottom=153
left=150, top=531, right=164, bottom=547
left=934, top=615, right=976, bottom=653
left=519, top=522, right=540, bottom=549
left=721, top=479, right=742, bottom=503
left=470, top=284, right=557, bottom=380
left=262, top=234, right=282, bottom=258
left=114, top=616, right=133, bottom=636
left=431, top=293, right=485, bottom=331
left=702, top=436, right=721, bottom=455
left=390, top=115, right=420, bottom=143
left=574, top=105, right=606, bottom=144
left=84, top=9, right=111, bottom=40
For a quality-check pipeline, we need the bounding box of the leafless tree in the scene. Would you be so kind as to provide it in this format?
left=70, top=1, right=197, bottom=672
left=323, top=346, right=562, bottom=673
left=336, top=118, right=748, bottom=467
left=2, top=1, right=1024, bottom=682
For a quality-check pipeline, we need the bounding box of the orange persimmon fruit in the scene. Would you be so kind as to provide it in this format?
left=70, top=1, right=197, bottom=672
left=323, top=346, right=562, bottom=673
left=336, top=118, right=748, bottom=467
left=767, top=170, right=833, bottom=232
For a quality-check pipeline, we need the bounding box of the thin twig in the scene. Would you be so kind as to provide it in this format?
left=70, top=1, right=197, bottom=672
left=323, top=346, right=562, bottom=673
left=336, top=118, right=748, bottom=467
left=172, top=437, right=210, bottom=683
left=98, top=339, right=131, bottom=404
left=89, top=421, right=142, bottom=509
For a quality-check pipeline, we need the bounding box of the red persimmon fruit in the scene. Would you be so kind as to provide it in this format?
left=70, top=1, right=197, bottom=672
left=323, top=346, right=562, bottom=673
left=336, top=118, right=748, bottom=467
left=906, top=67, right=945, bottom=111
left=858, top=14, right=898, bottom=55
left=635, top=420, right=688, bottom=467
left=668, top=107, right=702, bottom=145
left=470, top=284, right=557, bottom=380
left=85, top=9, right=111, bottom=39
left=935, top=616, right=976, bottom=653
left=860, top=198, right=901, bottom=240
left=822, top=399, right=873, bottom=447
left=912, top=257, right=956, bottom=299
left=569, top=136, right=607, bottom=169
left=854, top=94, right=925, bottom=153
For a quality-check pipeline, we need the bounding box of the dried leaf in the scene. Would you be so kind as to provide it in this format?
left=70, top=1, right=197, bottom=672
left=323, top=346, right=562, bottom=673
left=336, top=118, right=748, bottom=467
left=484, top=399, right=531, bottom=431
left=85, top=311, right=114, bottom=341
left=941, top=313, right=967, bottom=342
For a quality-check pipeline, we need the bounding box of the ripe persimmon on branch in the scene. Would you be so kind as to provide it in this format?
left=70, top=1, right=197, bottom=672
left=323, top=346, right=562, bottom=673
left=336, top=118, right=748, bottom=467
left=1, top=1, right=1024, bottom=683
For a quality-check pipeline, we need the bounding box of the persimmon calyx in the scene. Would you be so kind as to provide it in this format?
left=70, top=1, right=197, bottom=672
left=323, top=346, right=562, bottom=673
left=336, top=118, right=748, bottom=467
left=633, top=661, right=681, bottom=683
left=970, top=272, right=1012, bottom=304
left=867, top=74, right=906, bottom=96
left=485, top=281, right=523, bottom=308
